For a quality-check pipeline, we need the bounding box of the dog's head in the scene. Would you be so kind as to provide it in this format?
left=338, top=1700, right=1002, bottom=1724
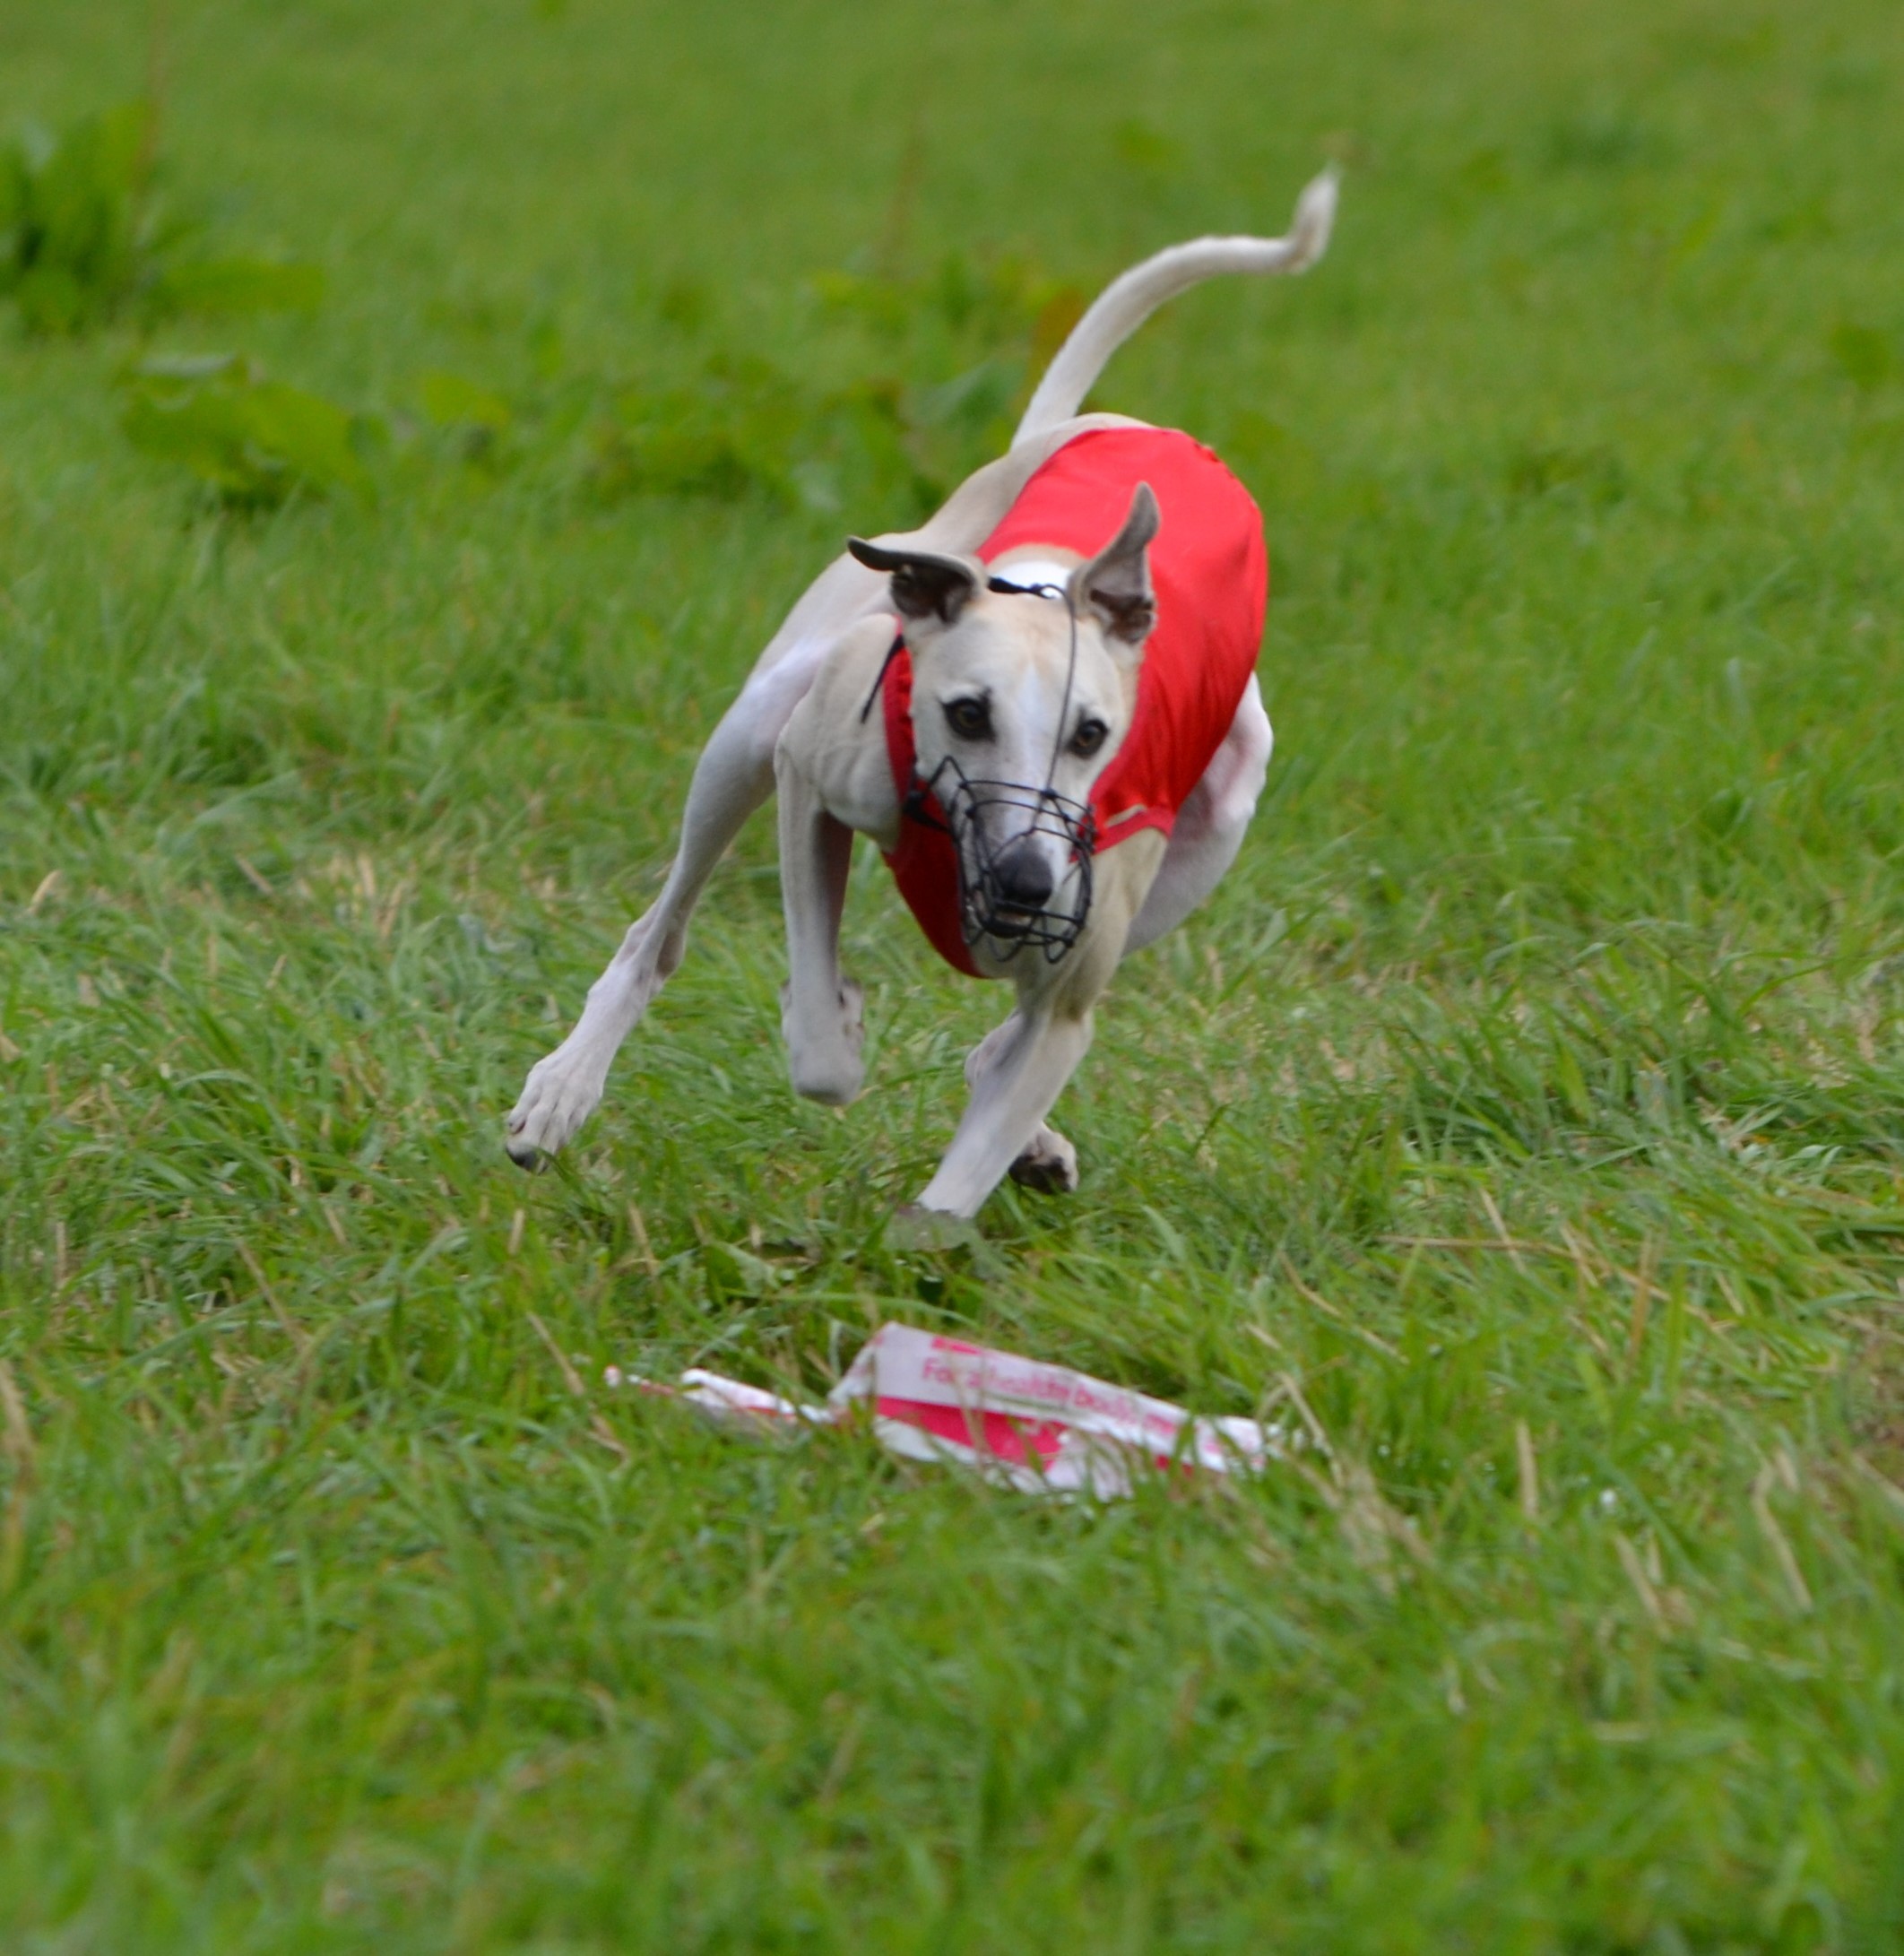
left=849, top=483, right=1158, bottom=954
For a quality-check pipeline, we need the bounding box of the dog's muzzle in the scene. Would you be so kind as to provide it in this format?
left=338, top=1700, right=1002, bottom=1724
left=909, top=756, right=1095, bottom=963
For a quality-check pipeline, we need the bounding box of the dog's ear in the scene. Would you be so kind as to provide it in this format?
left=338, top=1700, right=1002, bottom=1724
left=1071, top=482, right=1159, bottom=654
left=847, top=537, right=984, bottom=626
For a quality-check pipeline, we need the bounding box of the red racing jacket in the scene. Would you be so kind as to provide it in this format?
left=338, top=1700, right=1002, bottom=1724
left=878, top=425, right=1268, bottom=976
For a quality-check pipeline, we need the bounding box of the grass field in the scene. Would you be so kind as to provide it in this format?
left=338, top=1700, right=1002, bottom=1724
left=4, top=0, right=1903, bottom=1947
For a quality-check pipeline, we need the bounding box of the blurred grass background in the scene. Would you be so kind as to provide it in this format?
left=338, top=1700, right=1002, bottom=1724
left=2, top=0, right=1902, bottom=1948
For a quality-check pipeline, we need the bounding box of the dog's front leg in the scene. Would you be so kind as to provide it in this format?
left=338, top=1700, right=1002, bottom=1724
left=965, top=1016, right=1079, bottom=1194
left=505, top=677, right=789, bottom=1165
left=775, top=747, right=865, bottom=1105
left=913, top=1005, right=1094, bottom=1216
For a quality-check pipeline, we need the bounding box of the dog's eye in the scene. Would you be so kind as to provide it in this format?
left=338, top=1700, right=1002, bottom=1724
left=945, top=697, right=991, bottom=740
left=1069, top=716, right=1108, bottom=758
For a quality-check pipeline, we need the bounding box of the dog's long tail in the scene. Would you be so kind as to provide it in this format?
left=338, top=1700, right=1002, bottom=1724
left=1011, top=168, right=1339, bottom=447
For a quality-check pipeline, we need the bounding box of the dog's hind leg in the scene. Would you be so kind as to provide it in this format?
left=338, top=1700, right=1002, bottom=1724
left=1124, top=675, right=1273, bottom=953
left=504, top=642, right=829, bottom=1167
left=775, top=747, right=865, bottom=1106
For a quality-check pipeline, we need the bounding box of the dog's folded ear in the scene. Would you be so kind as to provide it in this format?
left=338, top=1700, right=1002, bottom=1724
left=1072, top=482, right=1160, bottom=653
left=848, top=537, right=985, bottom=626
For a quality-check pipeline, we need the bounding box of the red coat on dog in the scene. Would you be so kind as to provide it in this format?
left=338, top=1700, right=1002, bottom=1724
left=878, top=426, right=1269, bottom=975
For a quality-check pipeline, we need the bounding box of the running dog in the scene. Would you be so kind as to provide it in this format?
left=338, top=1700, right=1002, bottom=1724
left=506, top=171, right=1337, bottom=1217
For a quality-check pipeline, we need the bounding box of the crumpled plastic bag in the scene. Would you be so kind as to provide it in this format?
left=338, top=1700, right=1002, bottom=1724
left=610, top=1321, right=1289, bottom=1499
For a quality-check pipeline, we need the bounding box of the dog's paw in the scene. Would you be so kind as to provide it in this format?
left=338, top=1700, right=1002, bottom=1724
left=1008, top=1126, right=1079, bottom=1196
left=781, top=978, right=866, bottom=1106
left=505, top=1049, right=605, bottom=1169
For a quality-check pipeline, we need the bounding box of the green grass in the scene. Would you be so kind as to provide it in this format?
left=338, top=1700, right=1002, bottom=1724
left=3, top=0, right=1903, bottom=1947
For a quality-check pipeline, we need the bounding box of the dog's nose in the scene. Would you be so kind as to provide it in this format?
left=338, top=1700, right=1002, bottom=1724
left=992, top=838, right=1055, bottom=910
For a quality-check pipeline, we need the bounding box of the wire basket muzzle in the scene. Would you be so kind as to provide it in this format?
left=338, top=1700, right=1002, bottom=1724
left=912, top=757, right=1097, bottom=963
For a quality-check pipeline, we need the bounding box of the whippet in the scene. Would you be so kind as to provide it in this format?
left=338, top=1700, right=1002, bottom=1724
left=506, top=171, right=1337, bottom=1218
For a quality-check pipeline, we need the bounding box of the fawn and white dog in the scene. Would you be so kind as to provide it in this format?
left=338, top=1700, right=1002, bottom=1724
left=506, top=172, right=1337, bottom=1218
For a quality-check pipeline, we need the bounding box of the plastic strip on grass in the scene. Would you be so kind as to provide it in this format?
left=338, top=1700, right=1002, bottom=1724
left=610, top=1322, right=1291, bottom=1499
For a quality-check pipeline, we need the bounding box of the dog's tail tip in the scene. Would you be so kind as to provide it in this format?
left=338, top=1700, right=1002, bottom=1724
left=1008, top=166, right=1341, bottom=447
left=1285, top=165, right=1341, bottom=274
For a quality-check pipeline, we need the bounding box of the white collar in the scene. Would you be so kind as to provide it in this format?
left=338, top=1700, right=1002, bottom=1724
left=986, top=558, right=1074, bottom=597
